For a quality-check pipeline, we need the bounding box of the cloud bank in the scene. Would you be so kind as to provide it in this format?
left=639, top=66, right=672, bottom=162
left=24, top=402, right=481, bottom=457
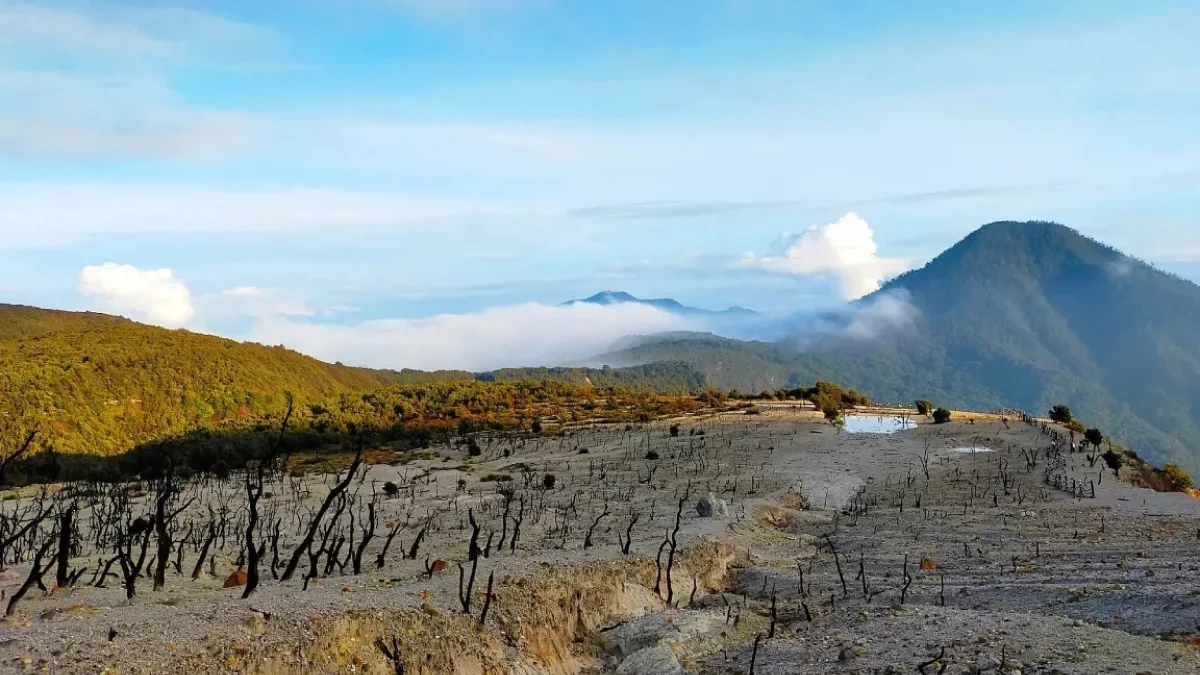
left=247, top=302, right=695, bottom=371
left=78, top=263, right=195, bottom=327
left=740, top=213, right=909, bottom=300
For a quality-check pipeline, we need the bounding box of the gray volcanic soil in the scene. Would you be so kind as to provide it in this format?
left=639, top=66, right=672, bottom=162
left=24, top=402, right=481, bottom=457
left=1, top=408, right=1198, bottom=674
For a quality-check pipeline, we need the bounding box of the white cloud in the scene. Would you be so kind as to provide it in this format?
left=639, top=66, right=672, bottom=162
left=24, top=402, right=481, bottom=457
left=195, top=286, right=316, bottom=320
left=840, top=290, right=919, bottom=340
left=247, top=302, right=695, bottom=371
left=78, top=263, right=195, bottom=327
left=740, top=213, right=910, bottom=300
left=0, top=3, right=280, bottom=160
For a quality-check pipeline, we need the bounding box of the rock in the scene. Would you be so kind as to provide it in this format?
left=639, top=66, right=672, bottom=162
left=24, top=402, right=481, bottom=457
left=837, top=646, right=864, bottom=661
left=696, top=494, right=728, bottom=518
left=430, top=559, right=449, bottom=574
left=223, top=568, right=247, bottom=589
left=615, top=645, right=684, bottom=675
left=243, top=612, right=266, bottom=636
left=604, top=611, right=725, bottom=658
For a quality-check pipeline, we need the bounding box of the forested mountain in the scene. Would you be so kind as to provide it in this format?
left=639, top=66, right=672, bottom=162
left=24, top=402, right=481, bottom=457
left=0, top=304, right=409, bottom=457
left=0, top=305, right=706, bottom=460
left=600, top=222, right=1200, bottom=471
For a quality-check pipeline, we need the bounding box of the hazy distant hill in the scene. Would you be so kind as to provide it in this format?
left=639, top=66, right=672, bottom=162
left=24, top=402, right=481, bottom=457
left=565, top=290, right=758, bottom=317
left=599, top=222, right=1200, bottom=470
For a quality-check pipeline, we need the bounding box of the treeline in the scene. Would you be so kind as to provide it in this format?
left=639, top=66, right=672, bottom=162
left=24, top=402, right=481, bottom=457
left=481, top=361, right=708, bottom=393
left=0, top=304, right=706, bottom=463
left=3, top=379, right=708, bottom=485
left=726, top=381, right=872, bottom=410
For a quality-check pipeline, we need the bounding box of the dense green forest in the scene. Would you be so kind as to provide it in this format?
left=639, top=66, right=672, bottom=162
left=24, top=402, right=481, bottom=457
left=0, top=305, right=708, bottom=464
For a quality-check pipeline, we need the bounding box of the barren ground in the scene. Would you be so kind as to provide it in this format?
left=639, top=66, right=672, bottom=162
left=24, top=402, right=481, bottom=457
left=2, top=407, right=1199, bottom=674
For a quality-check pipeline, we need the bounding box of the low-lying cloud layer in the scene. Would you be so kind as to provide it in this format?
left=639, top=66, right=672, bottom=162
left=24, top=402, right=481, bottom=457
left=740, top=212, right=910, bottom=300
left=78, top=263, right=195, bottom=327
left=76, top=262, right=696, bottom=371
left=247, top=302, right=695, bottom=371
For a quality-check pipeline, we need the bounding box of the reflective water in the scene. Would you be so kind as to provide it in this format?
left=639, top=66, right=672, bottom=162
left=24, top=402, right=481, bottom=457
left=951, top=446, right=995, bottom=454
left=842, top=415, right=917, bottom=434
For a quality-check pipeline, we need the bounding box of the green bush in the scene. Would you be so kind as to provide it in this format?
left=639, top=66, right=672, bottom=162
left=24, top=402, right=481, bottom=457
left=915, top=400, right=934, bottom=416
left=1048, top=405, right=1073, bottom=424
left=1164, top=463, right=1194, bottom=490
left=932, top=408, right=952, bottom=424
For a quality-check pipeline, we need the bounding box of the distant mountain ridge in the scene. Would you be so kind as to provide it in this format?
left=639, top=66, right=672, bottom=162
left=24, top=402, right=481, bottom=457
left=565, top=290, right=758, bottom=317
left=597, top=222, right=1200, bottom=472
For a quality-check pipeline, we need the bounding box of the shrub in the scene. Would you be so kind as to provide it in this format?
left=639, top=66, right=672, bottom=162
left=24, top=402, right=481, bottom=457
left=1067, top=420, right=1085, bottom=434
left=530, top=420, right=542, bottom=434
left=669, top=424, right=680, bottom=437
left=645, top=450, right=660, bottom=460
left=1101, top=450, right=1124, bottom=475
left=542, top=473, right=557, bottom=490
left=822, top=405, right=841, bottom=423
left=915, top=400, right=934, bottom=416
left=1164, top=463, right=1194, bottom=491
left=480, top=473, right=513, bottom=483
left=382, top=481, right=400, bottom=496
left=932, top=408, right=952, bottom=424
left=1084, top=428, right=1104, bottom=449
left=1048, top=405, right=1073, bottom=424
left=466, top=439, right=482, bottom=457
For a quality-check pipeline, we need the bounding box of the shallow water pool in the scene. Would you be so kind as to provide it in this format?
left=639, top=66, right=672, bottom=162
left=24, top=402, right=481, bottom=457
left=842, top=415, right=918, bottom=434
left=951, top=446, right=995, bottom=454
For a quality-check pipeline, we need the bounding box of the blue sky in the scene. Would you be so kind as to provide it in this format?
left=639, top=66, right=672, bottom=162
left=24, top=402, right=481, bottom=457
left=2, top=0, right=1199, bottom=369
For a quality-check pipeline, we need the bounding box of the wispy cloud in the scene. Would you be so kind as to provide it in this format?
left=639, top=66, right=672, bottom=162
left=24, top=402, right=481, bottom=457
left=0, top=2, right=284, bottom=160
left=570, top=200, right=806, bottom=221
left=0, top=183, right=507, bottom=248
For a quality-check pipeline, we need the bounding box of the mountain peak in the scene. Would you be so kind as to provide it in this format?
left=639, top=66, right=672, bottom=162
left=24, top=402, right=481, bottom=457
left=565, top=291, right=757, bottom=317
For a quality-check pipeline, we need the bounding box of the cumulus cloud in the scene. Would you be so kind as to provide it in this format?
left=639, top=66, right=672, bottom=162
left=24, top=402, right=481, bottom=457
left=247, top=302, right=695, bottom=371
left=78, top=263, right=195, bottom=327
left=739, top=212, right=910, bottom=300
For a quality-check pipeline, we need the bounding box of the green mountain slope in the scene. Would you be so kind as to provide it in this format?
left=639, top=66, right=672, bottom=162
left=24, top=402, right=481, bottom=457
left=0, top=305, right=707, bottom=459
left=0, top=305, right=427, bottom=456
left=599, top=222, right=1200, bottom=470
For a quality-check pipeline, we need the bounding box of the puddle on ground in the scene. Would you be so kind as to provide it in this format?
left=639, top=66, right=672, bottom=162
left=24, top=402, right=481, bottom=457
left=951, top=446, right=995, bottom=454
left=842, top=415, right=917, bottom=434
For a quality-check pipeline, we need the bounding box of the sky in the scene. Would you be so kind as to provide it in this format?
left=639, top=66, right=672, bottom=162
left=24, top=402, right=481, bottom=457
left=2, top=0, right=1199, bottom=370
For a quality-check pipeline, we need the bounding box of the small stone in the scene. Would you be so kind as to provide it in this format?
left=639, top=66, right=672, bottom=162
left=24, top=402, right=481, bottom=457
left=223, top=567, right=247, bottom=589
left=243, top=612, right=266, bottom=636
left=696, top=494, right=728, bottom=518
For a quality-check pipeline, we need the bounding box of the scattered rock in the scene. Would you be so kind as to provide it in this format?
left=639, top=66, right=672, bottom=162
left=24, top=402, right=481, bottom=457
left=223, top=568, right=247, bottom=589
left=696, top=494, right=728, bottom=518
left=243, top=612, right=266, bottom=636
